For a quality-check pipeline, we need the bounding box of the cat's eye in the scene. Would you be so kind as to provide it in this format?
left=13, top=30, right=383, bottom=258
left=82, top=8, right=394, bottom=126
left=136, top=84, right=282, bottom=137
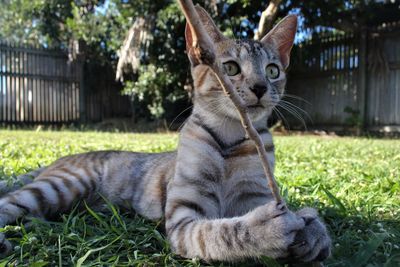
left=266, top=64, right=280, bottom=79
left=223, top=61, right=241, bottom=76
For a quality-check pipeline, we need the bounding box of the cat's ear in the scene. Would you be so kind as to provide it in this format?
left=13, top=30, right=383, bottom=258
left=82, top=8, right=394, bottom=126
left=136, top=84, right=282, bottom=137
left=185, top=5, right=225, bottom=64
left=260, top=15, right=297, bottom=69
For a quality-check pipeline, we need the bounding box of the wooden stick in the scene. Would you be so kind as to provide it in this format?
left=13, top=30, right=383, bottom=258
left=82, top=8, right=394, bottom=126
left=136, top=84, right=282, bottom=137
left=177, top=0, right=283, bottom=204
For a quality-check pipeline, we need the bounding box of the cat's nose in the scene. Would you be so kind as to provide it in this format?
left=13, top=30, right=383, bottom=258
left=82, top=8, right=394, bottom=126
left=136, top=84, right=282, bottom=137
left=250, top=83, right=268, bottom=99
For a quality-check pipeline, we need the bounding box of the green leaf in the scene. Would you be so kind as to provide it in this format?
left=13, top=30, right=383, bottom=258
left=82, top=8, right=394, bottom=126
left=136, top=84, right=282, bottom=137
left=349, top=233, right=387, bottom=267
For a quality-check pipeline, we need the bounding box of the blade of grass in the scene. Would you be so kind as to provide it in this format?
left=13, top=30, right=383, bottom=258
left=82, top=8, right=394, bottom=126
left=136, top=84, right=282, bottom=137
left=84, top=201, right=110, bottom=230
left=76, top=236, right=121, bottom=267
left=322, top=186, right=346, bottom=213
left=100, top=194, right=127, bottom=231
left=58, top=235, right=62, bottom=267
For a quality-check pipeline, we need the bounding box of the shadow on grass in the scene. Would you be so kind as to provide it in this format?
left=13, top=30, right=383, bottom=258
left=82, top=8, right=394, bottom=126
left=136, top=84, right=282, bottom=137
left=0, top=195, right=398, bottom=267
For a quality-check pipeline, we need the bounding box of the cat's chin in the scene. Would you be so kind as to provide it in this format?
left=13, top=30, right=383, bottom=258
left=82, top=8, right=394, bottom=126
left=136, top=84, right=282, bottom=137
left=246, top=107, right=270, bottom=122
left=221, top=105, right=270, bottom=123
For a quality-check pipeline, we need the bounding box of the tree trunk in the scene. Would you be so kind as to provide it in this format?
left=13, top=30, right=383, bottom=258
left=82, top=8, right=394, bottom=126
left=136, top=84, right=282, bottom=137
left=254, top=0, right=283, bottom=40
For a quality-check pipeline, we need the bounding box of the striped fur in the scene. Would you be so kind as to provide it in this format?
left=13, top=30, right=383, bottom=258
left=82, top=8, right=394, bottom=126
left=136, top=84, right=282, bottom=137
left=0, top=6, right=331, bottom=263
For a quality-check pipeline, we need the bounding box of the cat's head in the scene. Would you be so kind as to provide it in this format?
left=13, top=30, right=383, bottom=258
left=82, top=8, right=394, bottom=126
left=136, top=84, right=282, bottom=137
left=186, top=6, right=297, bottom=123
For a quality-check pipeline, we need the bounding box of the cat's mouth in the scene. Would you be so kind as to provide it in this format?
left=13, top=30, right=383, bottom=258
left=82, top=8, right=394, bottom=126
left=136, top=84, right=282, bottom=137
left=247, top=104, right=264, bottom=109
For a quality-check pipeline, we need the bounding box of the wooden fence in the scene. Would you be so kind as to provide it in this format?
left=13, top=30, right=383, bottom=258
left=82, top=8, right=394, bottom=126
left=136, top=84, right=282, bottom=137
left=0, top=42, right=131, bottom=124
left=286, top=23, right=400, bottom=132
left=0, top=42, right=82, bottom=123
left=83, top=63, right=132, bottom=122
left=2, top=26, right=399, bottom=131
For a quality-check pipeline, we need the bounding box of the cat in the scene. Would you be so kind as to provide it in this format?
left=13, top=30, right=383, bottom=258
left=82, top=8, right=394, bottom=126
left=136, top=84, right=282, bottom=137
left=0, top=6, right=331, bottom=263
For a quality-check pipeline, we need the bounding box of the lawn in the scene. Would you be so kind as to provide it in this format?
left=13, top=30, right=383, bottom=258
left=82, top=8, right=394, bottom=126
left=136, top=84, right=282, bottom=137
left=0, top=130, right=399, bottom=266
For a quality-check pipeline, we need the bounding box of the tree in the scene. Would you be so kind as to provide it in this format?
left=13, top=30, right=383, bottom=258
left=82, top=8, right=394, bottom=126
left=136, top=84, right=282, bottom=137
left=114, top=0, right=273, bottom=119
left=0, top=0, right=398, bottom=121
left=279, top=0, right=400, bottom=32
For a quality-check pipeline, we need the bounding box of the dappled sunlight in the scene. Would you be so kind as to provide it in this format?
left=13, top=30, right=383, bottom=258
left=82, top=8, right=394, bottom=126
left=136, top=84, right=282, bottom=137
left=0, top=132, right=398, bottom=266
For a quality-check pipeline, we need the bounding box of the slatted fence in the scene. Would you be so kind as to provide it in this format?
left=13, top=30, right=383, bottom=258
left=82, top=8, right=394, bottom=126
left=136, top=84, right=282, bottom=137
left=286, top=24, right=400, bottom=132
left=0, top=42, right=132, bottom=124
left=0, top=42, right=82, bottom=123
left=286, top=32, right=362, bottom=128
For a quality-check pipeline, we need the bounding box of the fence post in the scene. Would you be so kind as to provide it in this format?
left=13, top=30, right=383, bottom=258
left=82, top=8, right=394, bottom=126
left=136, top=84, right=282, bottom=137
left=78, top=57, right=86, bottom=124
left=358, top=28, right=368, bottom=131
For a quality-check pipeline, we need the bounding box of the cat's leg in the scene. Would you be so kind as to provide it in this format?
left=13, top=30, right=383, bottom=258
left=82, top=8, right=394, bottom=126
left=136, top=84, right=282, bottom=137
left=0, top=167, right=48, bottom=256
left=166, top=198, right=334, bottom=262
left=0, top=162, right=101, bottom=224
left=0, top=151, right=171, bottom=258
left=0, top=166, right=99, bottom=257
left=0, top=152, right=126, bottom=257
left=165, top=199, right=304, bottom=261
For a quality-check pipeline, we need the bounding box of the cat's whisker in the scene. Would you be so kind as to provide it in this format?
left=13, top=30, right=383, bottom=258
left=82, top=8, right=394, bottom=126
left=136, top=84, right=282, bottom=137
left=282, top=94, right=312, bottom=105
left=264, top=97, right=311, bottom=129
left=277, top=103, right=306, bottom=125
left=272, top=106, right=291, bottom=131
left=177, top=117, right=190, bottom=131
left=277, top=103, right=308, bottom=130
left=279, top=100, right=313, bottom=123
left=260, top=100, right=291, bottom=130
left=279, top=99, right=308, bottom=113
left=174, top=98, right=225, bottom=131
left=169, top=105, right=194, bottom=130
left=205, top=99, right=227, bottom=114
left=278, top=102, right=312, bottom=128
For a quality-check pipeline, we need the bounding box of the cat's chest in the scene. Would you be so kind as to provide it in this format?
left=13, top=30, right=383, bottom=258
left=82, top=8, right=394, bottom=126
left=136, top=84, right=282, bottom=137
left=222, top=140, right=266, bottom=179
left=221, top=133, right=274, bottom=174
left=216, top=141, right=271, bottom=217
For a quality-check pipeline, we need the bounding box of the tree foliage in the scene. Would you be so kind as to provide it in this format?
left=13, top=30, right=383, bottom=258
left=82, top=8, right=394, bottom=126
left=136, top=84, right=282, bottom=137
left=0, top=0, right=398, bottom=120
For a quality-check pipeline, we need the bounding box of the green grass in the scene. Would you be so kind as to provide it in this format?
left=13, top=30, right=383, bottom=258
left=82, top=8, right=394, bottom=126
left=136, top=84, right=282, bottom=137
left=0, top=130, right=399, bottom=266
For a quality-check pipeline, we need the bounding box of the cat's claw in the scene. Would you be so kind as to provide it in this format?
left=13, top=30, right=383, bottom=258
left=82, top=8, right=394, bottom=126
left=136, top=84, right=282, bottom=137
left=0, top=233, right=12, bottom=258
left=287, top=208, right=331, bottom=263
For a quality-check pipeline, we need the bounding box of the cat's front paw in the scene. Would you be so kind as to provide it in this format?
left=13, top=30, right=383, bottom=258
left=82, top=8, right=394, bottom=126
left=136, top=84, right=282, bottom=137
left=0, top=233, right=12, bottom=258
left=287, top=208, right=331, bottom=263
left=246, top=201, right=305, bottom=259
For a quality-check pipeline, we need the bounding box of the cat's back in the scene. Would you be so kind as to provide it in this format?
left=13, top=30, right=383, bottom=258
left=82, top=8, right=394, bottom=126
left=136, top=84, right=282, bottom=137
left=46, top=150, right=175, bottom=172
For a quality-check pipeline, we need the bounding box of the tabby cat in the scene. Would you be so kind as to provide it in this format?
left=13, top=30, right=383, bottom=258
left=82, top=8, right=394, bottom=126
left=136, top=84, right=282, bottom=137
left=0, top=6, right=331, bottom=263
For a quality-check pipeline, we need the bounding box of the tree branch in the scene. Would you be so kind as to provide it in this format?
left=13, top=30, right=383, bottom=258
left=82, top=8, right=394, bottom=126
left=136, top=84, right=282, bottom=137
left=254, top=0, right=283, bottom=40
left=177, top=0, right=282, bottom=204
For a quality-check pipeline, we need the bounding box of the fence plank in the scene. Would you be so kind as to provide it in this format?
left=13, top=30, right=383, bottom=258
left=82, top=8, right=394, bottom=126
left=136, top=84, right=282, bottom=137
left=0, top=48, right=3, bottom=121
left=358, top=29, right=368, bottom=128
